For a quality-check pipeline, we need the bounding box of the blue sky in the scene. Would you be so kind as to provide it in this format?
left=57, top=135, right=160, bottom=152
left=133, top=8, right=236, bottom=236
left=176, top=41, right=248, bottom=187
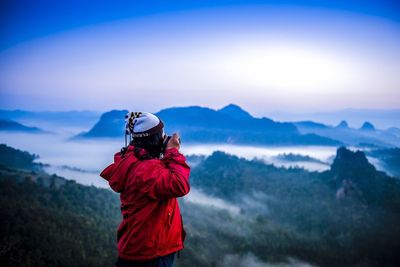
left=0, top=0, right=399, bottom=114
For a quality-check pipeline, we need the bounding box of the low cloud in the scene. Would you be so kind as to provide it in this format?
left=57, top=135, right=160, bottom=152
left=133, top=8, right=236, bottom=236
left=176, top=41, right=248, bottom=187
left=218, top=253, right=317, bottom=267
left=184, top=187, right=240, bottom=215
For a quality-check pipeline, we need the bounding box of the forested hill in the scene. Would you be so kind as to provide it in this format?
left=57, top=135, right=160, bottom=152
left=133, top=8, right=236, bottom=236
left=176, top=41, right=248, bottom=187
left=0, top=144, right=44, bottom=171
left=0, top=145, right=120, bottom=267
left=1, top=144, right=400, bottom=266
left=184, top=147, right=400, bottom=266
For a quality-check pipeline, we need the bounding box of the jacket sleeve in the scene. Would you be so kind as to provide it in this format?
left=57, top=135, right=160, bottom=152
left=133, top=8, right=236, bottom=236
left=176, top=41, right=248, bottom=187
left=147, top=148, right=191, bottom=200
left=100, top=151, right=133, bottom=193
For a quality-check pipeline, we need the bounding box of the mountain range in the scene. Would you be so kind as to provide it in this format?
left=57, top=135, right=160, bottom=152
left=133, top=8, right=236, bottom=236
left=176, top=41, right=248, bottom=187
left=78, top=104, right=400, bottom=147
left=77, top=104, right=341, bottom=146
left=266, top=108, right=400, bottom=130
left=2, top=105, right=398, bottom=148
left=294, top=119, right=400, bottom=147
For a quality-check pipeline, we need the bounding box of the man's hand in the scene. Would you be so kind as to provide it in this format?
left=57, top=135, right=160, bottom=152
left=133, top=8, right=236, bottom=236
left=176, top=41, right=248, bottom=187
left=166, top=133, right=181, bottom=151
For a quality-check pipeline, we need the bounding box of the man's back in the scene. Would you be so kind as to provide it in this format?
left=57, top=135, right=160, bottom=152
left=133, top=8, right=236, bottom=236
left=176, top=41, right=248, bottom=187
left=100, top=145, right=190, bottom=261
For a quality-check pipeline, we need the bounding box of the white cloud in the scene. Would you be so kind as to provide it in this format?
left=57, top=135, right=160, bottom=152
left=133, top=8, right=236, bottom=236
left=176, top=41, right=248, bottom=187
left=184, top=188, right=241, bottom=215
left=219, top=253, right=317, bottom=267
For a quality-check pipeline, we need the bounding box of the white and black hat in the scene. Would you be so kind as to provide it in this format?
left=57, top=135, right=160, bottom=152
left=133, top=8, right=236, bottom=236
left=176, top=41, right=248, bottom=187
left=125, top=112, right=164, bottom=138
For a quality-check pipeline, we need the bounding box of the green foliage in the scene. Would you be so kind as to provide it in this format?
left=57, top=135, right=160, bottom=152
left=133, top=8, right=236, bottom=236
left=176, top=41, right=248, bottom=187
left=0, top=167, right=120, bottom=267
left=0, top=144, right=40, bottom=171
left=182, top=148, right=400, bottom=266
left=1, top=145, right=400, bottom=266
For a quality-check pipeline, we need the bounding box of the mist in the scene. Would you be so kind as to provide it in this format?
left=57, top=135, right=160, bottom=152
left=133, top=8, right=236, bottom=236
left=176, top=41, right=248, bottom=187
left=1, top=129, right=392, bottom=188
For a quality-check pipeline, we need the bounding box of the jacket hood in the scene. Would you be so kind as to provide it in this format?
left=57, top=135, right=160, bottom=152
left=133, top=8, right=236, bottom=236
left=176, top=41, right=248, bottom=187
left=100, top=146, right=147, bottom=192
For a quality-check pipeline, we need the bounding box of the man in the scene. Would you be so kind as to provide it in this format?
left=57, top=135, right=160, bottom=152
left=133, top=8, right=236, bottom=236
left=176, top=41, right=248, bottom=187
left=100, top=112, right=190, bottom=267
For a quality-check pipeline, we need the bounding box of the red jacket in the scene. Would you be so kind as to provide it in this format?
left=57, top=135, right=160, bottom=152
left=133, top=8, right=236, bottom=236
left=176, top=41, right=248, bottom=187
left=100, top=145, right=191, bottom=261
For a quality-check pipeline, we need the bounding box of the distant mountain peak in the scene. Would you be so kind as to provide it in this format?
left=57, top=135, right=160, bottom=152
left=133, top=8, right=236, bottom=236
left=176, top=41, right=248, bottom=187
left=360, top=121, right=375, bottom=131
left=336, top=120, right=349, bottom=129
left=77, top=109, right=127, bottom=138
left=217, top=104, right=252, bottom=119
left=331, top=146, right=376, bottom=179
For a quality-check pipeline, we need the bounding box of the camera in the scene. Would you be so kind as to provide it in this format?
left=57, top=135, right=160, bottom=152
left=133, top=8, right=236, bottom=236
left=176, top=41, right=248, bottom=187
left=161, top=135, right=171, bottom=153
left=161, top=134, right=181, bottom=153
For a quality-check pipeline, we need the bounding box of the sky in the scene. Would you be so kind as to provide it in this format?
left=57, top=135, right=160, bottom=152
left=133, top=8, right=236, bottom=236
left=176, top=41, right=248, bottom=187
left=0, top=0, right=399, bottom=115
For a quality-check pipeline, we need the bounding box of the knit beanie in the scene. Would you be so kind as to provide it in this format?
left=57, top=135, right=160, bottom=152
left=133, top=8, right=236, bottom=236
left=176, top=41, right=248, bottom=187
left=125, top=112, right=164, bottom=138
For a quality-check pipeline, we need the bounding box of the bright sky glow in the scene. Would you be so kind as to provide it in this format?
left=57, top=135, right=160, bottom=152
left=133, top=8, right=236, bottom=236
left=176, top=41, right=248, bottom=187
left=0, top=2, right=399, bottom=114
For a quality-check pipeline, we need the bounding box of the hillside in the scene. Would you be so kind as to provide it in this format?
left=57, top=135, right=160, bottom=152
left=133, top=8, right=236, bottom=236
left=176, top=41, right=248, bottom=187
left=0, top=146, right=120, bottom=267
left=184, top=147, right=400, bottom=266
left=366, top=147, right=400, bottom=178
left=1, top=145, right=400, bottom=266
left=0, top=144, right=45, bottom=171
left=0, top=119, right=43, bottom=133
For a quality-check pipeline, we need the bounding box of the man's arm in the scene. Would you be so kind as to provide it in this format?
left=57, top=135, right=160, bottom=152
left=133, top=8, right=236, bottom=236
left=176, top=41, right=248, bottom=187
left=146, top=147, right=191, bottom=200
